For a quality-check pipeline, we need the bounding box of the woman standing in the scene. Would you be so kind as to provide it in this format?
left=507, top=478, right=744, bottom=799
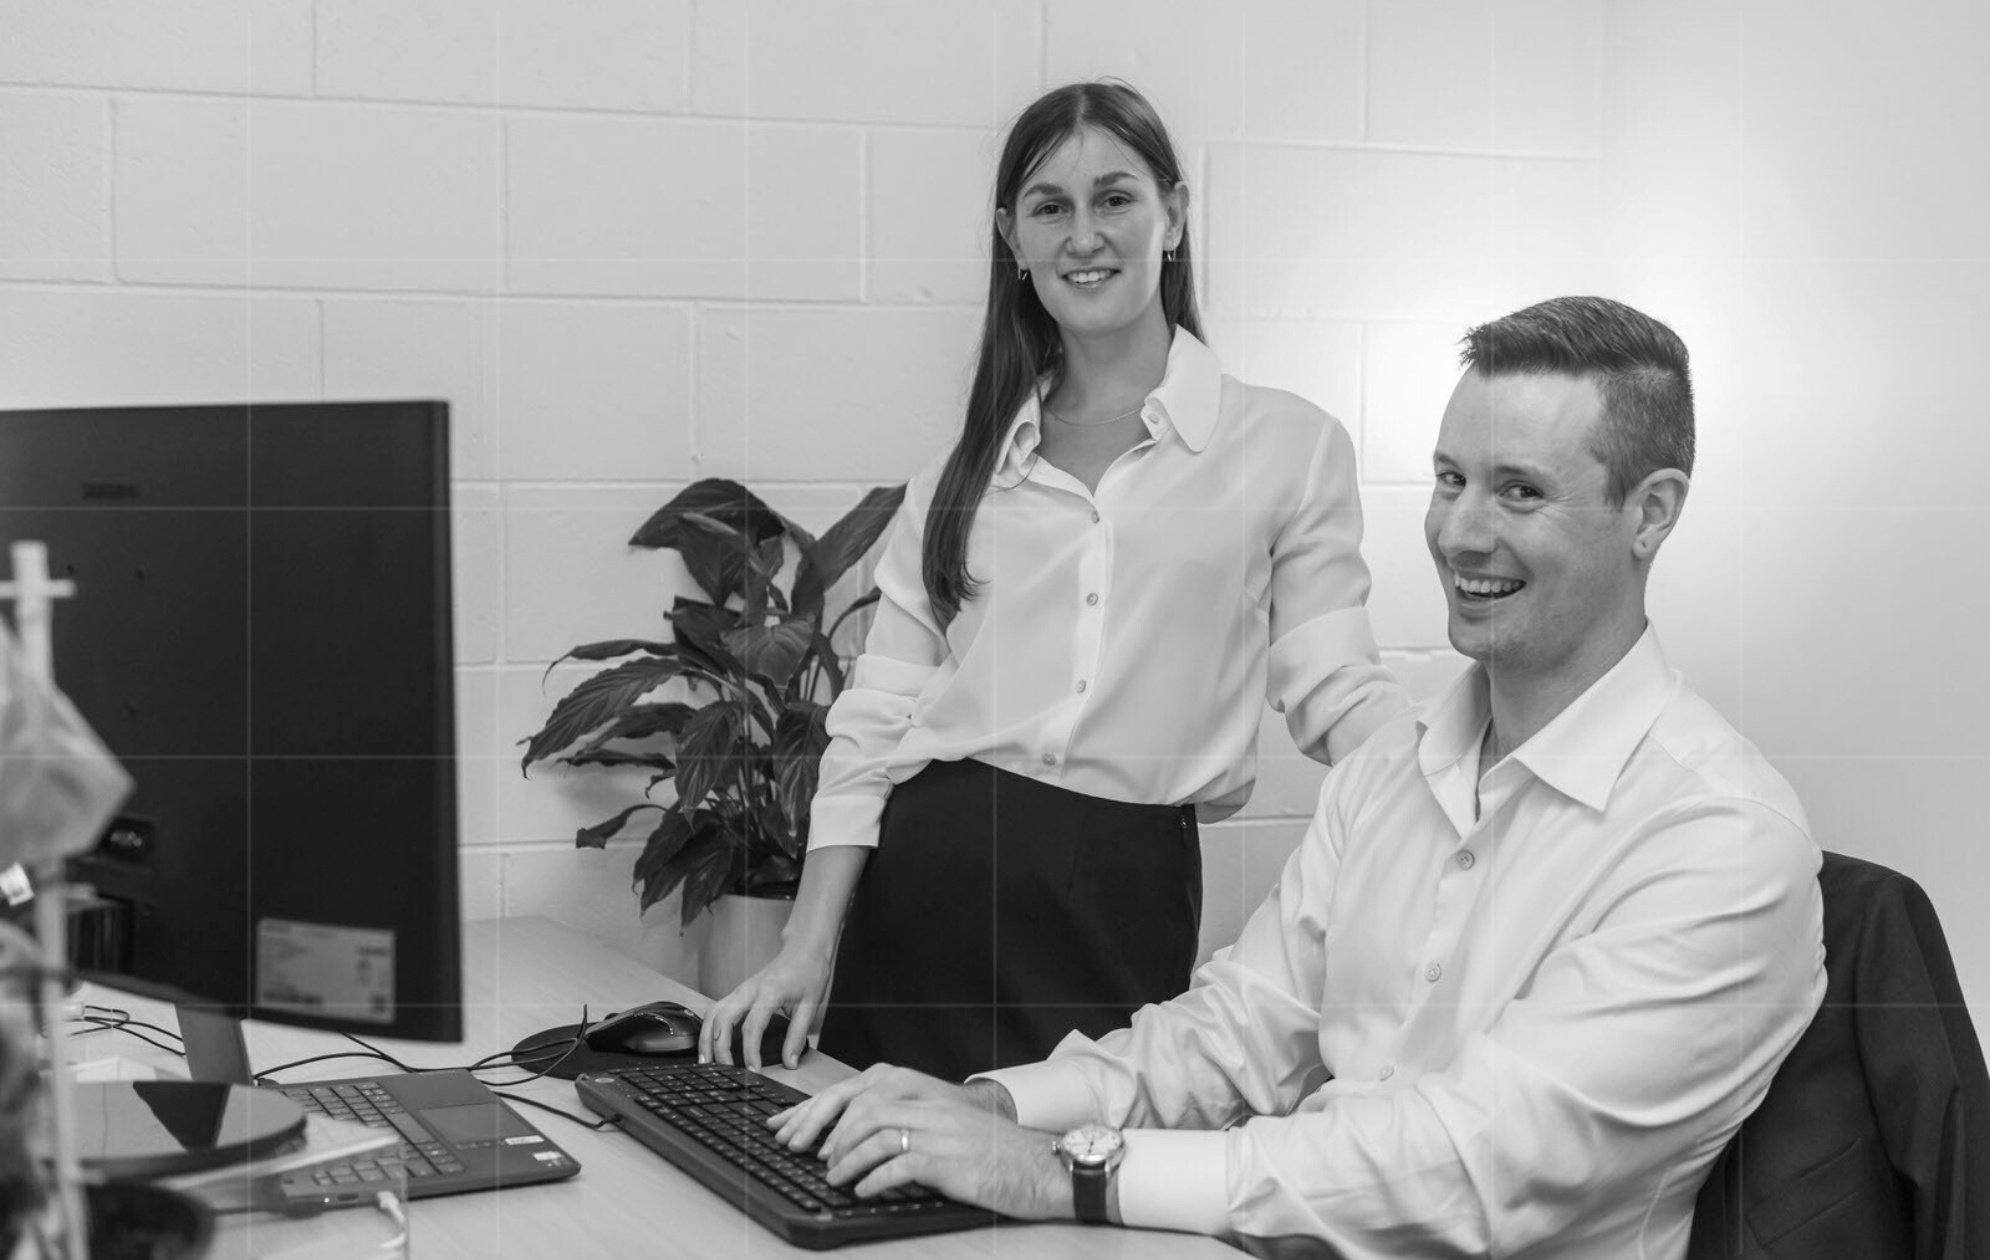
left=702, top=82, right=1407, bottom=1081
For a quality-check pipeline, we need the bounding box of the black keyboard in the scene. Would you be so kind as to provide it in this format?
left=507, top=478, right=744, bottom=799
left=575, top=1063, right=997, bottom=1250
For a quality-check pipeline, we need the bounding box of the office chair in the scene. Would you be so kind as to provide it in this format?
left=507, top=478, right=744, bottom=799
left=1688, top=851, right=1990, bottom=1259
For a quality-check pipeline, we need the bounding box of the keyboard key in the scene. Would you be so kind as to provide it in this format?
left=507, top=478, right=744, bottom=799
left=387, top=1111, right=438, bottom=1145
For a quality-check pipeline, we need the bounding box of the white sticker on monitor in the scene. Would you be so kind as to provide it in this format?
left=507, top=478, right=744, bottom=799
left=255, top=919, right=395, bottom=1024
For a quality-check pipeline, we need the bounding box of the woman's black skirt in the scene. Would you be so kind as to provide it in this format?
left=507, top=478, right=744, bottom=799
left=818, top=757, right=1201, bottom=1082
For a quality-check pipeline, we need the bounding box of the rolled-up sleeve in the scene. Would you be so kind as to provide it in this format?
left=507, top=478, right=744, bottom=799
left=806, top=477, right=946, bottom=851
left=1266, top=416, right=1409, bottom=765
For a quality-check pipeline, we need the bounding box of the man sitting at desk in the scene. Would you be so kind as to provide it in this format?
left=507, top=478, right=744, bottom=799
left=770, top=295, right=1828, bottom=1258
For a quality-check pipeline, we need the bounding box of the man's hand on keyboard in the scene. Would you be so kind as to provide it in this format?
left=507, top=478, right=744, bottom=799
left=767, top=1065, right=1071, bottom=1221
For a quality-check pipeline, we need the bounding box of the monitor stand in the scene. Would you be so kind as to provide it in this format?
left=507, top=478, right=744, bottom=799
left=177, top=1003, right=254, bottom=1085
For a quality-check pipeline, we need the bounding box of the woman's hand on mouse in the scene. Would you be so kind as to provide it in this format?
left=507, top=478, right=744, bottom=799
left=699, top=944, right=831, bottom=1069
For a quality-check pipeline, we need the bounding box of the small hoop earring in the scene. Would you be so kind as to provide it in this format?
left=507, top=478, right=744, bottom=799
left=1016, top=264, right=1028, bottom=280
left=1164, top=249, right=1175, bottom=263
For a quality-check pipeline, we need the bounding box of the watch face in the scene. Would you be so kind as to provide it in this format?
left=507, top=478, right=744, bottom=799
left=1061, top=1124, right=1124, bottom=1165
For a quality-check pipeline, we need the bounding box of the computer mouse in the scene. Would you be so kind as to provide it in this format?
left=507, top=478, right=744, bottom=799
left=583, top=1002, right=798, bottom=1064
left=584, top=1001, right=702, bottom=1056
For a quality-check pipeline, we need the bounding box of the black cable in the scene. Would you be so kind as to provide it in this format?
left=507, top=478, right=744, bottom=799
left=79, top=1005, right=183, bottom=1045
left=63, top=1002, right=187, bottom=1055
left=254, top=1033, right=580, bottom=1085
left=340, top=1033, right=417, bottom=1075
left=252, top=1005, right=597, bottom=1090
left=471, top=1007, right=592, bottom=1086
left=253, top=1048, right=405, bottom=1086
left=69, top=1016, right=187, bottom=1058
left=489, top=1090, right=624, bottom=1132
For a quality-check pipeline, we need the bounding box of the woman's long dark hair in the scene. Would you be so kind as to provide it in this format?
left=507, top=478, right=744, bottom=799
left=921, top=81, right=1203, bottom=627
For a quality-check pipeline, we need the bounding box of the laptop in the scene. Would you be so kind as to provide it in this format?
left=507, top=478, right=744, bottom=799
left=267, top=1069, right=579, bottom=1208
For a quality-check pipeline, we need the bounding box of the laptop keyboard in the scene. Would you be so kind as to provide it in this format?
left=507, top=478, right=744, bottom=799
left=279, top=1079, right=467, bottom=1187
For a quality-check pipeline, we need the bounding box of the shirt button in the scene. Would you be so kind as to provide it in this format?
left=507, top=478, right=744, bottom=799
left=1085, top=592, right=1099, bottom=606
left=1456, top=850, right=1475, bottom=870
left=1041, top=753, right=1057, bottom=767
left=1075, top=680, right=1087, bottom=694
left=1090, top=510, right=1101, bottom=524
left=1378, top=1064, right=1395, bottom=1081
left=1425, top=964, right=1443, bottom=983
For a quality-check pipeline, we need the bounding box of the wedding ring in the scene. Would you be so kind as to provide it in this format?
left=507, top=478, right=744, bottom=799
left=898, top=1127, right=910, bottom=1156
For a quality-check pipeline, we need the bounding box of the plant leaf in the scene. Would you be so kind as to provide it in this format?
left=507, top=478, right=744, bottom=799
left=564, top=749, right=675, bottom=771
left=577, top=701, right=696, bottom=750
left=722, top=619, right=815, bottom=690
left=745, top=853, right=800, bottom=895
left=804, top=632, right=846, bottom=699
left=629, top=479, right=785, bottom=551
left=740, top=534, right=787, bottom=625
left=677, top=825, right=737, bottom=928
left=544, top=640, right=676, bottom=683
left=668, top=599, right=742, bottom=675
left=772, top=704, right=831, bottom=852
left=791, top=483, right=905, bottom=617
left=672, top=702, right=742, bottom=814
left=576, top=802, right=663, bottom=849
left=824, top=586, right=884, bottom=655
left=673, top=512, right=750, bottom=605
left=519, top=655, right=686, bottom=772
left=632, top=808, right=697, bottom=910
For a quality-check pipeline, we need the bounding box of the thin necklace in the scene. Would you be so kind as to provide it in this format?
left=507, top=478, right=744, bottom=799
left=1044, top=401, right=1145, bottom=428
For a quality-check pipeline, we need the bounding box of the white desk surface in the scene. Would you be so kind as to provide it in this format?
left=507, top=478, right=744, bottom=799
left=78, top=917, right=1232, bottom=1260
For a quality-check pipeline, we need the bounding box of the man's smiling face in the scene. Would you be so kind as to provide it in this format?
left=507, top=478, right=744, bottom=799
left=1425, top=369, right=1645, bottom=685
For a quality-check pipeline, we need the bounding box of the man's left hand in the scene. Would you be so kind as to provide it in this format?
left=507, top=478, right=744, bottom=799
left=768, top=1064, right=1072, bottom=1219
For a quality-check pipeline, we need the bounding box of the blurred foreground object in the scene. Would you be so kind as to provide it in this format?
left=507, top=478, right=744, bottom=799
left=1, top=540, right=136, bottom=1258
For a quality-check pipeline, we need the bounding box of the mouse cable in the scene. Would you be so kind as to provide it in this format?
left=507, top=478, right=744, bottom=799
left=488, top=1090, right=625, bottom=1132
left=469, top=1005, right=593, bottom=1086
left=254, top=1008, right=599, bottom=1086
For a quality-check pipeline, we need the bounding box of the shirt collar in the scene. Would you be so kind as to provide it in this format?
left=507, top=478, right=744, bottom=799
left=995, top=326, right=1223, bottom=475
left=1417, top=624, right=1678, bottom=812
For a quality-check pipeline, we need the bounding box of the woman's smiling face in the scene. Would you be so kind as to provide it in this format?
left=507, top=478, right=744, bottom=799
left=999, top=125, right=1185, bottom=346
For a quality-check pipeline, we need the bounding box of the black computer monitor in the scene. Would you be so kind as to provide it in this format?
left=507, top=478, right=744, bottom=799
left=0, top=401, right=460, bottom=1082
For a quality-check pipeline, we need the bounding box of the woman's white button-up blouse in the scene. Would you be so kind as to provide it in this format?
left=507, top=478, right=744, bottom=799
left=807, top=329, right=1409, bottom=851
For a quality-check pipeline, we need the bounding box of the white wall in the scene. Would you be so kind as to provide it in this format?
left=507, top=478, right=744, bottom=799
left=1598, top=0, right=1990, bottom=1018
left=3, top=2, right=1981, bottom=1016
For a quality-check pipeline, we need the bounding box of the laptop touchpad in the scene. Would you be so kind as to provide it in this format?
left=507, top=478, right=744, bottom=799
left=420, top=1102, right=538, bottom=1149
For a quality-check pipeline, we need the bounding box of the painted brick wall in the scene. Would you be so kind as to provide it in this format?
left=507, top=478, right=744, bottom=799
left=16, top=3, right=1974, bottom=1021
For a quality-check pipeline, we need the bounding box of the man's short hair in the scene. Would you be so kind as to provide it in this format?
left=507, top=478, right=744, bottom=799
left=1460, top=296, right=1695, bottom=506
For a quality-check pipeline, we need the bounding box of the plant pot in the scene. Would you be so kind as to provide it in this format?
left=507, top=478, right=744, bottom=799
left=697, top=893, right=793, bottom=1000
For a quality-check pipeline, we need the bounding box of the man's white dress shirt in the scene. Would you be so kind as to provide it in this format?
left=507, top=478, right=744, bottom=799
left=982, top=627, right=1827, bottom=1258
left=808, top=329, right=1407, bottom=851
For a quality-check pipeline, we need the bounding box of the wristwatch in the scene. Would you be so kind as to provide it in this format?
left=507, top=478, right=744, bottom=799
left=1054, top=1123, right=1125, bottom=1224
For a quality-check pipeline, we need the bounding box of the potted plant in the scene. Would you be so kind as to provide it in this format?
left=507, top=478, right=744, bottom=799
left=520, top=477, right=903, bottom=995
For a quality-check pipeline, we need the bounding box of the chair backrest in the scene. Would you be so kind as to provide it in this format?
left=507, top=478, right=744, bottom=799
left=1687, top=852, right=1988, bottom=1260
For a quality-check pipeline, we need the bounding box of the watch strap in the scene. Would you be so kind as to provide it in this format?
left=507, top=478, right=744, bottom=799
left=1071, top=1159, right=1110, bottom=1224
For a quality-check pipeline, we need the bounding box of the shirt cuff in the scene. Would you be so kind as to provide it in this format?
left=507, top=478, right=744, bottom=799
left=968, top=1059, right=1097, bottom=1133
left=1268, top=606, right=1381, bottom=698
left=1117, top=1129, right=1231, bottom=1237
left=803, top=793, right=883, bottom=852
